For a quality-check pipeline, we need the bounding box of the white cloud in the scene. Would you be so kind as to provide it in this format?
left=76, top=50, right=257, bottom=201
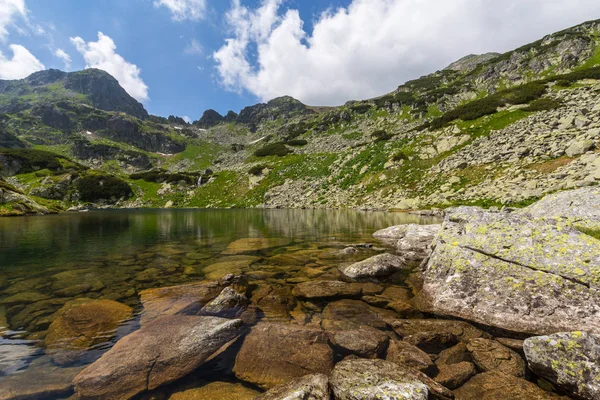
left=214, top=0, right=600, bottom=106
left=70, top=32, right=149, bottom=102
left=154, top=0, right=206, bottom=21
left=0, top=43, right=44, bottom=79
left=54, top=48, right=71, bottom=69
left=184, top=38, right=203, bottom=55
left=0, top=0, right=26, bottom=40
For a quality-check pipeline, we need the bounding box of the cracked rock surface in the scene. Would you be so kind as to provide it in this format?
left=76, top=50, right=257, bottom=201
left=72, top=315, right=243, bottom=399
left=414, top=205, right=600, bottom=335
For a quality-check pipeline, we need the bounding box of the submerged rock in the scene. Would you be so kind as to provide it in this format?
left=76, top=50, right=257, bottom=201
left=453, top=371, right=557, bottom=400
left=255, top=374, right=330, bottom=400
left=321, top=299, right=389, bottom=331
left=524, top=331, right=600, bottom=400
left=329, top=326, right=389, bottom=358
left=386, top=340, right=435, bottom=373
left=45, top=298, right=133, bottom=366
left=390, top=319, right=489, bottom=343
left=233, top=322, right=334, bottom=389
left=168, top=381, right=260, bottom=400
left=329, top=358, right=429, bottom=400
left=292, top=280, right=362, bottom=299
left=200, top=287, right=249, bottom=318
left=415, top=207, right=600, bottom=335
left=73, top=316, right=243, bottom=400
left=222, top=238, right=291, bottom=255
left=338, top=253, right=406, bottom=281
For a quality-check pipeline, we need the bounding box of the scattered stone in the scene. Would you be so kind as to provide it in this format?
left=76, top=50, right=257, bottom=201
left=329, top=358, right=429, bottom=400
left=329, top=326, right=389, bottom=358
left=338, top=253, right=406, bottom=281
left=467, top=338, right=525, bottom=377
left=524, top=331, right=600, bottom=400
left=233, top=322, right=334, bottom=389
left=292, top=280, right=362, bottom=299
left=73, top=316, right=244, bottom=400
left=565, top=139, right=595, bottom=157
left=255, top=374, right=330, bottom=400
left=45, top=298, right=133, bottom=366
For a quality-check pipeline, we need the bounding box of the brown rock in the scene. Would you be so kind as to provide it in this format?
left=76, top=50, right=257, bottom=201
left=386, top=340, right=436, bottom=373
left=251, top=285, right=296, bottom=321
left=467, top=338, right=525, bottom=377
left=390, top=319, right=490, bottom=342
left=45, top=298, right=132, bottom=366
left=496, top=337, right=525, bottom=352
left=223, top=238, right=291, bottom=255
left=434, top=362, right=476, bottom=389
left=454, top=371, right=557, bottom=400
left=255, top=374, right=331, bottom=400
left=321, top=299, right=388, bottom=331
left=329, top=326, right=389, bottom=358
left=168, top=381, right=260, bottom=400
left=73, top=316, right=243, bottom=400
left=233, top=322, right=334, bottom=389
left=292, top=280, right=362, bottom=299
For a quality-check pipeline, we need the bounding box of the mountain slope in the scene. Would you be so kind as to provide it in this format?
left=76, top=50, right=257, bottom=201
left=1, top=19, right=600, bottom=215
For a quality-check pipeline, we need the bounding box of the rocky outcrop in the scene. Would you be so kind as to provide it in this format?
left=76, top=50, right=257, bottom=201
left=101, top=115, right=185, bottom=154
left=329, top=359, right=429, bottom=400
left=415, top=207, right=600, bottom=335
left=255, top=374, right=331, bottom=400
left=233, top=323, right=334, bottom=389
left=524, top=331, right=600, bottom=400
left=73, top=139, right=152, bottom=169
left=522, top=187, right=600, bottom=230
left=237, top=96, right=313, bottom=127
left=339, top=253, right=406, bottom=281
left=445, top=53, right=501, bottom=72
left=45, top=298, right=133, bottom=366
left=195, top=109, right=224, bottom=129
left=73, top=316, right=243, bottom=399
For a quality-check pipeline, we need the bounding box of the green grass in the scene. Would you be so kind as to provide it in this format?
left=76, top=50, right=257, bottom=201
left=456, top=109, right=531, bottom=138
left=579, top=228, right=600, bottom=240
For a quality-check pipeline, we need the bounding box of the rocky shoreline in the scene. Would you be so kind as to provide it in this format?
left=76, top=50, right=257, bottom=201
left=1, top=187, right=599, bottom=399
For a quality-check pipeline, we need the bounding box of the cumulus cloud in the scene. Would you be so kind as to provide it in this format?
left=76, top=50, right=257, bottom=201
left=154, top=0, right=206, bottom=21
left=54, top=48, right=71, bottom=69
left=214, top=0, right=600, bottom=106
left=0, top=43, right=44, bottom=79
left=0, top=0, right=26, bottom=40
left=70, top=32, right=149, bottom=102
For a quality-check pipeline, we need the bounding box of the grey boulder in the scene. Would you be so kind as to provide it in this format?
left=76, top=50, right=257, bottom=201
left=339, top=254, right=406, bottom=281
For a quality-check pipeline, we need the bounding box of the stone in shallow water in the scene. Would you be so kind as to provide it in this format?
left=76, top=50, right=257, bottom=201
left=233, top=322, right=334, bottom=389
left=292, top=280, right=362, bottom=299
left=250, top=284, right=296, bottom=321
left=338, top=253, right=406, bottom=281
left=45, top=298, right=133, bottom=366
left=168, top=381, right=260, bottom=400
left=0, top=292, right=50, bottom=306
left=467, top=338, right=525, bottom=378
left=321, top=299, right=389, bottom=331
left=453, top=371, right=556, bottom=400
left=329, top=326, right=389, bottom=358
left=202, top=259, right=257, bottom=280
left=255, top=374, right=330, bottom=400
left=330, top=358, right=429, bottom=400
left=415, top=207, right=600, bottom=335
left=524, top=331, right=600, bottom=400
left=385, top=340, right=435, bottom=373
left=73, top=316, right=244, bottom=400
left=223, top=238, right=291, bottom=255
left=139, top=281, right=223, bottom=325
left=0, top=356, right=83, bottom=400
left=201, top=287, right=249, bottom=318
left=389, top=319, right=489, bottom=343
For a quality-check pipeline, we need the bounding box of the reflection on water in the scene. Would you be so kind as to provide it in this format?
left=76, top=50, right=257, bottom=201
left=0, top=209, right=438, bottom=395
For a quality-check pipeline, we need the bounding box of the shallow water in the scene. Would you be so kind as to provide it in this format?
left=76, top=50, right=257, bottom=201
left=0, top=208, right=438, bottom=398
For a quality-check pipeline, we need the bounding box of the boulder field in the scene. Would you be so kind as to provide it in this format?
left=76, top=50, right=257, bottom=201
left=3, top=187, right=600, bottom=399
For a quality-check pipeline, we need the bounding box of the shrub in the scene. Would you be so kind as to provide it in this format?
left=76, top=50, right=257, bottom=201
left=285, top=139, right=308, bottom=147
left=392, top=151, right=408, bottom=161
left=371, top=130, right=393, bottom=142
left=254, top=143, right=291, bottom=157
left=129, top=169, right=198, bottom=185
left=554, top=79, right=572, bottom=87
left=0, top=148, right=84, bottom=175
left=350, top=103, right=372, bottom=114
left=249, top=165, right=268, bottom=176
left=76, top=173, right=133, bottom=202
left=522, top=98, right=563, bottom=112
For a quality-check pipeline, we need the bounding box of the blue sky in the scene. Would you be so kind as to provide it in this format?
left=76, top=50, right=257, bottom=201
left=1, top=0, right=600, bottom=121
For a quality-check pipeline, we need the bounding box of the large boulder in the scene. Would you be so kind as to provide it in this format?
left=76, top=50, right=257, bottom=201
left=374, top=224, right=441, bottom=264
left=45, top=298, right=133, bottom=366
left=255, top=374, right=331, bottom=400
left=453, top=371, right=557, bottom=400
left=338, top=253, right=406, bottom=281
left=139, top=281, right=223, bottom=324
left=522, top=187, right=600, bottom=230
left=329, top=358, right=429, bottom=400
left=292, top=280, right=362, bottom=299
left=73, top=316, right=243, bottom=400
left=524, top=331, right=600, bottom=400
left=233, top=323, right=334, bottom=389
left=415, top=207, right=600, bottom=335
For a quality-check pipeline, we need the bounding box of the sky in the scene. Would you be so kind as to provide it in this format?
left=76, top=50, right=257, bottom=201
left=1, top=0, right=600, bottom=121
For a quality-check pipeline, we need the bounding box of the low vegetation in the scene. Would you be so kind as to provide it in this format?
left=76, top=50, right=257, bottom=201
left=76, top=172, right=133, bottom=202
left=254, top=143, right=291, bottom=157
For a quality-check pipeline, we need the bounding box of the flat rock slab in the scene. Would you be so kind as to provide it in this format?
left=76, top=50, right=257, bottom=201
left=233, top=322, right=334, bottom=389
left=45, top=298, right=133, bottom=366
left=255, top=374, right=331, bottom=400
left=73, top=315, right=243, bottom=400
left=522, top=187, right=600, bottom=230
left=139, top=281, right=223, bottom=325
left=339, top=253, right=406, bottom=281
left=415, top=207, right=600, bottom=335
left=330, top=358, right=429, bottom=400
left=524, top=331, right=600, bottom=400
left=453, top=371, right=557, bottom=400
left=292, top=280, right=362, bottom=299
